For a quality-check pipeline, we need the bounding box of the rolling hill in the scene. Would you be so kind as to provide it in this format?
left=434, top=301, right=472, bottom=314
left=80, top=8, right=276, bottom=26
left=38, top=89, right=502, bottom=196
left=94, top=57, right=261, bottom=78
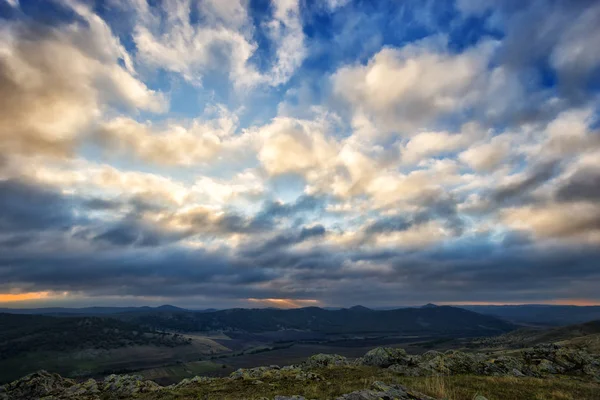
left=115, top=305, right=516, bottom=336
left=459, top=305, right=600, bottom=326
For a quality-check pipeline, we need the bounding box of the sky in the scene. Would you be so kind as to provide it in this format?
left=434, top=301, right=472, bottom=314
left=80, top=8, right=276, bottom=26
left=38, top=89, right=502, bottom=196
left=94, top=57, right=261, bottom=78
left=0, top=0, right=599, bottom=309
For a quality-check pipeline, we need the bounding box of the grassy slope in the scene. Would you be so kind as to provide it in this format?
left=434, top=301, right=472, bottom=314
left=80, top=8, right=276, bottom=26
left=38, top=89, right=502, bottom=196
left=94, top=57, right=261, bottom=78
left=136, top=366, right=600, bottom=400
left=0, top=314, right=229, bottom=383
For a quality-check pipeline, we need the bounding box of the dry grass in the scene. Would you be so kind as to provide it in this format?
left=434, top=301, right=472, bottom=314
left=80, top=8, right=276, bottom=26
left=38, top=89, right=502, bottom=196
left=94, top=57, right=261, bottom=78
left=134, top=366, right=600, bottom=400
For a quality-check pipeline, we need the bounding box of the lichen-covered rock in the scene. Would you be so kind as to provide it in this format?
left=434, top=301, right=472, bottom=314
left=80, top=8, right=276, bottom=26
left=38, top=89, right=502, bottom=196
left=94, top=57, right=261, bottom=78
left=229, top=365, right=321, bottom=382
left=304, top=353, right=350, bottom=368
left=336, top=381, right=437, bottom=400
left=479, top=356, right=526, bottom=377
left=64, top=379, right=99, bottom=398
left=359, top=347, right=413, bottom=367
left=294, top=371, right=322, bottom=381
left=230, top=366, right=284, bottom=380
left=101, top=374, right=160, bottom=396
left=171, top=375, right=216, bottom=388
left=0, top=370, right=76, bottom=400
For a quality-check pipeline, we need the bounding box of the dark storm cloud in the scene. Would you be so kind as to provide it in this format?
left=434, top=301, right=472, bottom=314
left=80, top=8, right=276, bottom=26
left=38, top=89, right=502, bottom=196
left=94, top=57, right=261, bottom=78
left=0, top=179, right=77, bottom=232
left=365, top=216, right=411, bottom=234
left=364, top=194, right=464, bottom=237
left=257, top=224, right=326, bottom=250
left=253, top=195, right=325, bottom=226
left=1, top=216, right=600, bottom=305
left=556, top=168, right=600, bottom=203
left=92, top=220, right=182, bottom=247
left=491, top=160, right=562, bottom=205
left=475, top=0, right=600, bottom=108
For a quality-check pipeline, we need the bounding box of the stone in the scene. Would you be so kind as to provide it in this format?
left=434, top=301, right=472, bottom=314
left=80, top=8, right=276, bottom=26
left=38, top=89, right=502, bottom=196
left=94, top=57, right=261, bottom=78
left=304, top=354, right=350, bottom=368
left=360, top=347, right=411, bottom=367
left=0, top=370, right=75, bottom=400
left=336, top=381, right=437, bottom=400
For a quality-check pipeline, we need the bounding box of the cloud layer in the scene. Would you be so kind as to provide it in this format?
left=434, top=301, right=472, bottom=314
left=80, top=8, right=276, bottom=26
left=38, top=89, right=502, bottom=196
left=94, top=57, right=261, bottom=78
left=0, top=0, right=599, bottom=308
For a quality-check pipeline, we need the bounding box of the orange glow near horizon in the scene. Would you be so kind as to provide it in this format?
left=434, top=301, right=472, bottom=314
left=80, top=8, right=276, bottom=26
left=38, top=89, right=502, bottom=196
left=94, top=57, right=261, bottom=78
left=0, top=292, right=50, bottom=303
left=247, top=298, right=320, bottom=308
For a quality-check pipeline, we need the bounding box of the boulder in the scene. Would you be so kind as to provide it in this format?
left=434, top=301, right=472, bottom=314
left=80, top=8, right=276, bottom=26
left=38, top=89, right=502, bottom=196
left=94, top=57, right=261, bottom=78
left=102, top=374, right=161, bottom=396
left=336, top=381, right=437, bottom=400
left=0, top=370, right=76, bottom=400
left=172, top=375, right=216, bottom=388
left=360, top=347, right=412, bottom=367
left=304, top=354, right=350, bottom=368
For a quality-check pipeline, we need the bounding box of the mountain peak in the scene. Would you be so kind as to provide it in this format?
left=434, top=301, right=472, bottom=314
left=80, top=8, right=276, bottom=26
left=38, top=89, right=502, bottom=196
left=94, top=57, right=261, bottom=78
left=421, top=303, right=439, bottom=308
left=349, top=305, right=372, bottom=311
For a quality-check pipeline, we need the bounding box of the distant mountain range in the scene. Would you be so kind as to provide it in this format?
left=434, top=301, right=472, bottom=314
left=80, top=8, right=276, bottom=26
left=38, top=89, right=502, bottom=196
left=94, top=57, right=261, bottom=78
left=1, top=304, right=513, bottom=335
left=0, top=305, right=216, bottom=315
left=459, top=305, right=600, bottom=326
left=3, top=303, right=600, bottom=328
left=114, top=305, right=515, bottom=335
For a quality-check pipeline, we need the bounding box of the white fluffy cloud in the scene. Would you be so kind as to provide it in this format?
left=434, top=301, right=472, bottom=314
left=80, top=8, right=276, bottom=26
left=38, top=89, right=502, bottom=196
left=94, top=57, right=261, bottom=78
left=95, top=105, right=245, bottom=166
left=257, top=117, right=338, bottom=176
left=332, top=38, right=496, bottom=133
left=130, top=0, right=305, bottom=88
left=0, top=1, right=166, bottom=158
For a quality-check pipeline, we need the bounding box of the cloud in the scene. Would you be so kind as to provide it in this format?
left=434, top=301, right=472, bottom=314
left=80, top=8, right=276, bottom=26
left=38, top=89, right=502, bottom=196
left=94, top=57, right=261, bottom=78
left=400, top=123, right=482, bottom=165
left=501, top=202, right=600, bottom=243
left=0, top=179, right=77, bottom=233
left=2, top=0, right=600, bottom=307
left=556, top=168, right=600, bottom=203
left=332, top=38, right=496, bottom=133
left=95, top=108, right=245, bottom=166
left=459, top=135, right=511, bottom=172
left=130, top=0, right=305, bottom=87
left=257, top=117, right=338, bottom=176
left=460, top=0, right=600, bottom=106
left=490, top=160, right=562, bottom=205
left=0, top=2, right=166, bottom=159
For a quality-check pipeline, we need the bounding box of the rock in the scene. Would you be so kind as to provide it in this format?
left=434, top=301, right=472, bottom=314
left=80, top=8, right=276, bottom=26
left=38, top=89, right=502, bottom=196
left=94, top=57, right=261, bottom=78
left=473, top=395, right=488, bottom=400
left=230, top=365, right=317, bottom=382
left=273, top=396, right=307, bottom=400
left=102, top=374, right=160, bottom=396
left=0, top=370, right=76, bottom=400
left=172, top=375, right=215, bottom=388
left=304, top=354, right=350, bottom=368
left=64, top=379, right=99, bottom=397
left=336, top=381, right=437, bottom=400
left=294, top=371, right=322, bottom=381
left=535, top=359, right=563, bottom=375
left=479, top=356, right=526, bottom=377
left=360, top=347, right=412, bottom=367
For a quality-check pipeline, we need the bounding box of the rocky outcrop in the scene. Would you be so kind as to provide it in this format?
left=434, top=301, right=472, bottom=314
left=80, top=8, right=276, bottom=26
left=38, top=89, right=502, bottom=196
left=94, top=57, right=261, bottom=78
left=304, top=353, right=350, bottom=368
left=386, top=343, right=600, bottom=381
left=2, top=343, right=598, bottom=399
left=0, top=371, right=161, bottom=400
left=0, top=371, right=78, bottom=400
left=335, top=381, right=437, bottom=400
left=230, top=365, right=322, bottom=382
left=101, top=374, right=161, bottom=396
left=359, top=347, right=415, bottom=367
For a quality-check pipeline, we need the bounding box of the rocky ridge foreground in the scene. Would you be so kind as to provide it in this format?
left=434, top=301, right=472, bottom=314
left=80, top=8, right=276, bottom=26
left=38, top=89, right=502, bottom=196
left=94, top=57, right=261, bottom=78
left=1, top=343, right=599, bottom=399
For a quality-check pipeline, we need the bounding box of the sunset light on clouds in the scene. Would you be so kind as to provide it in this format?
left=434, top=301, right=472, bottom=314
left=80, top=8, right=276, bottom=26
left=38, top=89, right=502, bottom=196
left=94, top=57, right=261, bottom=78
left=0, top=0, right=599, bottom=309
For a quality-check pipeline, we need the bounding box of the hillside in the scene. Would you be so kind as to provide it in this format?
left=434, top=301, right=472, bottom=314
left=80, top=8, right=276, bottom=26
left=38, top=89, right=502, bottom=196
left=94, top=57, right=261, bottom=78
left=470, top=319, right=600, bottom=352
left=117, top=305, right=515, bottom=336
left=2, top=343, right=600, bottom=400
left=459, top=305, right=600, bottom=326
left=0, top=314, right=228, bottom=383
left=0, top=313, right=191, bottom=359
